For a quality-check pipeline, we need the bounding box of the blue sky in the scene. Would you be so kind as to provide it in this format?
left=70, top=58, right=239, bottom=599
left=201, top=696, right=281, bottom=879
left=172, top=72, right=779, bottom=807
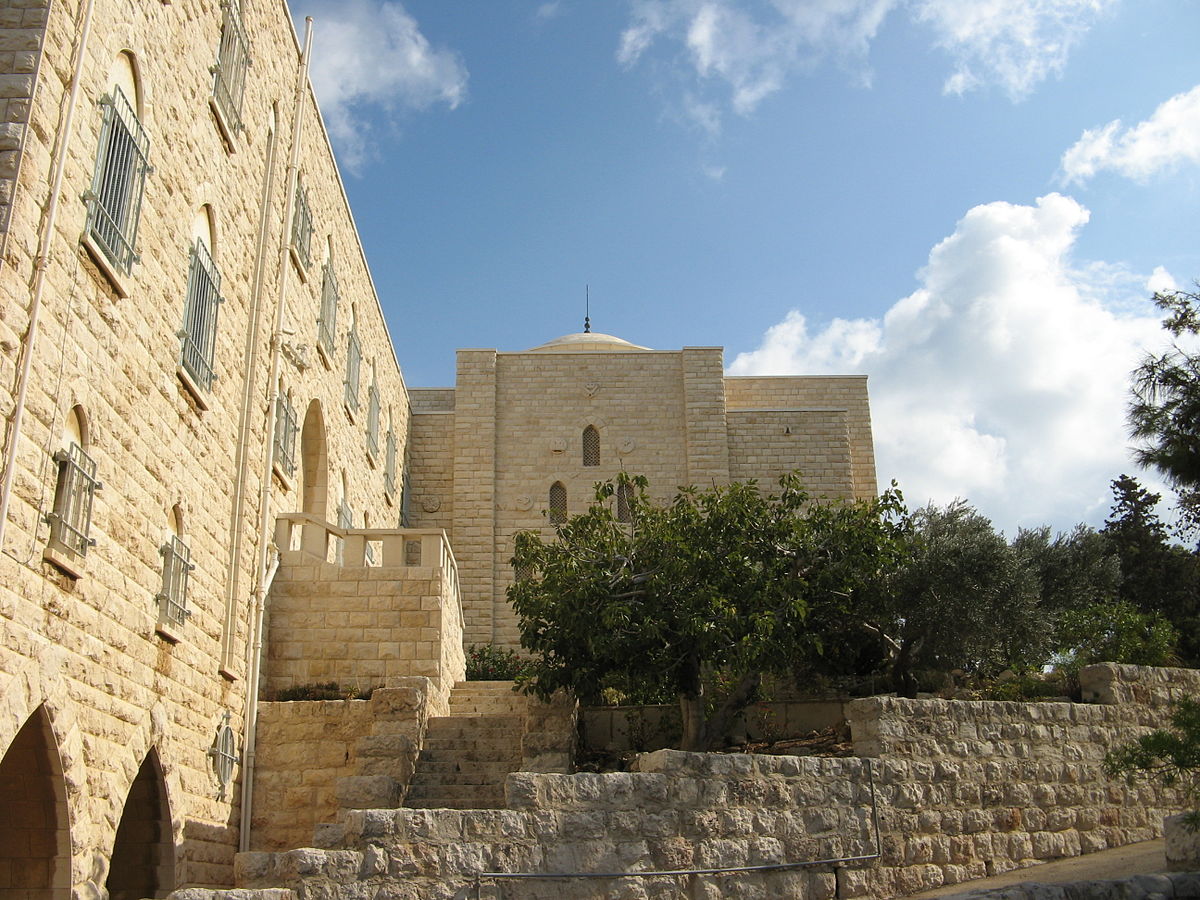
left=290, top=0, right=1200, bottom=536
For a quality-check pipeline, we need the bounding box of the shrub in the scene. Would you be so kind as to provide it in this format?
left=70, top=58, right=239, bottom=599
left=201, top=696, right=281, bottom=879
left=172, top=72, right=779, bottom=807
left=466, top=644, right=533, bottom=681
left=267, top=682, right=377, bottom=701
left=1105, top=696, right=1200, bottom=831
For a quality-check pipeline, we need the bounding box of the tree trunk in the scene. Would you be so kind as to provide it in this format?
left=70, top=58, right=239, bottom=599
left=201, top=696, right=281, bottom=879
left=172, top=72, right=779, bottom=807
left=678, top=652, right=707, bottom=751
left=703, top=670, right=762, bottom=751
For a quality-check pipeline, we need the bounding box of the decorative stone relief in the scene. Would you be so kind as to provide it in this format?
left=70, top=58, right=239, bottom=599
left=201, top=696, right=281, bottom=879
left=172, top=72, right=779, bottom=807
left=515, top=495, right=533, bottom=511
left=421, top=495, right=440, bottom=513
left=549, top=438, right=566, bottom=454
left=585, top=382, right=600, bottom=396
left=618, top=437, right=636, bottom=455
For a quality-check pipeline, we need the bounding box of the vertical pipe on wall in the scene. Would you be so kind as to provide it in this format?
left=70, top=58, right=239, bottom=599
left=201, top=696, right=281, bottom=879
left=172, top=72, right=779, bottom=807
left=0, top=0, right=95, bottom=553
left=238, top=15, right=313, bottom=854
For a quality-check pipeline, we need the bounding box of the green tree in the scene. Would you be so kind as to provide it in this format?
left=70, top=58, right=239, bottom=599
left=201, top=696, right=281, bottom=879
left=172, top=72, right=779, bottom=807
left=1101, top=475, right=1200, bottom=665
left=1129, top=288, right=1200, bottom=503
left=851, top=501, right=1048, bottom=697
left=1105, top=697, right=1200, bottom=829
left=508, top=474, right=906, bottom=751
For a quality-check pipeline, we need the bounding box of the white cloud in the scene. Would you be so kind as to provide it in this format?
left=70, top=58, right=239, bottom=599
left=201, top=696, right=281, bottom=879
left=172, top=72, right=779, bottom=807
left=618, top=0, right=1111, bottom=130
left=1060, top=84, right=1200, bottom=185
left=913, top=0, right=1114, bottom=100
left=728, top=193, right=1169, bottom=535
left=292, top=0, right=468, bottom=172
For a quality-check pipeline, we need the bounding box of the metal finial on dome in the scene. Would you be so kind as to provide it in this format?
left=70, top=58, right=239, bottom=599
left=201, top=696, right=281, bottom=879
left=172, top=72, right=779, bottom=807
left=584, top=285, right=591, bottom=333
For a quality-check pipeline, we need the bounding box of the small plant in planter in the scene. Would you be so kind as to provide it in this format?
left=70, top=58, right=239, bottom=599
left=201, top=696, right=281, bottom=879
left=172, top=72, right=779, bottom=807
left=1105, top=695, right=1200, bottom=868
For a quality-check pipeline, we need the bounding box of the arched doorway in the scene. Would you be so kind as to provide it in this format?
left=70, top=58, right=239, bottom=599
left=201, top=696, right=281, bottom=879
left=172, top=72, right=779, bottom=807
left=299, top=399, right=327, bottom=519
left=0, top=706, right=71, bottom=900
left=105, top=749, right=174, bottom=900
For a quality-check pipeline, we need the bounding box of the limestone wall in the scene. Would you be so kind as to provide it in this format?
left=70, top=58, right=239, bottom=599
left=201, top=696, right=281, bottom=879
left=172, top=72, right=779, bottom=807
left=727, top=409, right=854, bottom=497
left=0, top=0, right=414, bottom=892
left=0, top=0, right=44, bottom=238
left=264, top=518, right=465, bottom=715
left=250, top=683, right=431, bottom=854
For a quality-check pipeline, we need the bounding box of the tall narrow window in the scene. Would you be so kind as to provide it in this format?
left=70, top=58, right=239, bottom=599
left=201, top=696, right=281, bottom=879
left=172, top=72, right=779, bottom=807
left=179, top=239, right=224, bottom=392
left=344, top=326, right=361, bottom=413
left=85, top=85, right=150, bottom=275
left=384, top=428, right=397, bottom=497
left=211, top=0, right=250, bottom=135
left=617, top=482, right=632, bottom=523
left=47, top=442, right=100, bottom=561
left=582, top=426, right=600, bottom=467
left=548, top=482, right=567, bottom=524
left=157, top=524, right=193, bottom=632
left=336, top=483, right=351, bottom=565
left=291, top=182, right=313, bottom=269
left=366, top=373, right=380, bottom=459
left=400, top=471, right=412, bottom=528
left=273, top=392, right=298, bottom=477
left=317, top=263, right=338, bottom=358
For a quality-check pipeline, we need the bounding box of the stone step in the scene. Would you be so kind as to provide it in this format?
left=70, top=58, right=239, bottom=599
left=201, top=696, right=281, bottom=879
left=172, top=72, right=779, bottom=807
left=422, top=723, right=523, bottom=742
left=414, top=759, right=519, bottom=777
left=403, top=783, right=508, bottom=807
left=402, top=795, right=507, bottom=810
left=446, top=701, right=528, bottom=716
left=426, top=713, right=524, bottom=730
left=417, top=742, right=523, bottom=762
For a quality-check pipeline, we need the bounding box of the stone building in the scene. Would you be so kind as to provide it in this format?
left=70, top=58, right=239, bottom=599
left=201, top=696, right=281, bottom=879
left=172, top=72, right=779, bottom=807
left=0, top=2, right=874, bottom=899
left=407, top=331, right=876, bottom=647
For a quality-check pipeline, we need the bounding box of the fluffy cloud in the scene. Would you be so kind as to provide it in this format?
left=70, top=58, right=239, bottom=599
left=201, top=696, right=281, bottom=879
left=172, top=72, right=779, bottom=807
left=619, top=0, right=1112, bottom=130
left=728, top=193, right=1169, bottom=534
left=1060, top=84, right=1200, bottom=184
left=292, top=0, right=468, bottom=172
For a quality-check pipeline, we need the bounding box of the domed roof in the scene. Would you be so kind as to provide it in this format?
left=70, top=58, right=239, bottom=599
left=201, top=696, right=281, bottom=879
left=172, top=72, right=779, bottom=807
left=527, top=331, right=650, bottom=353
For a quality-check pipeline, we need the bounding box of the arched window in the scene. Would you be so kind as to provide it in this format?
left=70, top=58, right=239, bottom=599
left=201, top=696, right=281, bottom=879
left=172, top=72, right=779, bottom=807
left=157, top=505, right=193, bottom=636
left=179, top=205, right=224, bottom=395
left=45, top=406, right=100, bottom=574
left=548, top=482, right=567, bottom=524
left=582, top=426, right=600, bottom=467
left=86, top=52, right=150, bottom=277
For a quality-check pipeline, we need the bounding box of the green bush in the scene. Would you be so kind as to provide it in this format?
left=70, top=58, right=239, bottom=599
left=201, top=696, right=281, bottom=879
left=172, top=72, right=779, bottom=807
left=1105, top=696, right=1200, bottom=831
left=466, top=644, right=534, bottom=681
left=267, top=682, right=377, bottom=701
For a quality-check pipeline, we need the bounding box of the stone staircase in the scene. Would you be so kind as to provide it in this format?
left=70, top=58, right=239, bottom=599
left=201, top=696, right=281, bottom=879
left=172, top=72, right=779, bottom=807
left=402, top=681, right=528, bottom=809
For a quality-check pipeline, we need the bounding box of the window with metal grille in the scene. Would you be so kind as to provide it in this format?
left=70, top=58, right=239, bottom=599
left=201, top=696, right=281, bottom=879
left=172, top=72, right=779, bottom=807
left=207, top=711, right=239, bottom=801
left=158, top=534, right=194, bottom=628
left=366, top=383, right=380, bottom=458
left=617, top=482, right=632, bottom=523
left=85, top=86, right=150, bottom=275
left=317, top=264, right=338, bottom=356
left=179, top=240, right=224, bottom=392
left=211, top=0, right=250, bottom=135
left=336, top=497, right=352, bottom=565
left=291, top=182, right=313, bottom=268
left=582, top=426, right=600, bottom=466
left=400, top=471, right=412, bottom=528
left=344, top=329, right=361, bottom=412
left=47, top=442, right=100, bottom=557
left=384, top=429, right=397, bottom=497
left=273, top=393, right=298, bottom=477
left=549, top=482, right=567, bottom=524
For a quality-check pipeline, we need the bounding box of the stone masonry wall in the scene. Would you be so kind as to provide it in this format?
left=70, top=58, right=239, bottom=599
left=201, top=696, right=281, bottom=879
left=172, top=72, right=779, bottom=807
left=0, top=0, right=45, bottom=239
left=0, top=0, right=415, bottom=891
left=724, top=376, right=876, bottom=498
left=250, top=683, right=432, bottom=854
left=236, top=665, right=1198, bottom=900
left=727, top=409, right=854, bottom=497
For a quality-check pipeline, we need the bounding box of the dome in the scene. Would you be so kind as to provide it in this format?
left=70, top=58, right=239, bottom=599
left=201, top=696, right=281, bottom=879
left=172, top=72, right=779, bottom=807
left=526, top=331, right=650, bottom=353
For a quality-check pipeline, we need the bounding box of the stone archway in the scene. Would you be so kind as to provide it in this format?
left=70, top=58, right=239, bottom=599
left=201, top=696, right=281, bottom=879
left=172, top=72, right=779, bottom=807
left=105, top=749, right=175, bottom=900
left=299, top=399, right=327, bottom=519
left=0, top=706, right=71, bottom=900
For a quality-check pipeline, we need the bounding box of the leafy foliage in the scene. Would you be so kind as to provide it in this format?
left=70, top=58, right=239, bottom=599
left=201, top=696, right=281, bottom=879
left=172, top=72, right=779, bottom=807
left=1105, top=696, right=1200, bottom=829
left=509, top=473, right=906, bottom=750
left=266, top=682, right=377, bottom=701
left=465, top=644, right=534, bottom=681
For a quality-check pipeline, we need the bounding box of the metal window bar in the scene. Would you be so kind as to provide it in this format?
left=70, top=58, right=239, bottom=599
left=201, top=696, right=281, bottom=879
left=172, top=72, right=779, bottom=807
left=549, top=482, right=567, bottom=524
left=344, top=330, right=361, bottom=412
left=158, top=534, right=194, bottom=627
left=291, top=183, right=313, bottom=268
left=207, top=711, right=240, bottom=801
left=384, top=430, right=397, bottom=495
left=366, top=384, right=380, bottom=457
left=317, top=264, right=338, bottom=355
left=179, top=240, right=224, bottom=391
left=582, top=425, right=600, bottom=466
left=211, top=0, right=250, bottom=134
left=400, top=470, right=412, bottom=528
left=85, top=86, right=150, bottom=274
left=274, top=394, right=299, bottom=476
left=47, top=442, right=100, bottom=556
